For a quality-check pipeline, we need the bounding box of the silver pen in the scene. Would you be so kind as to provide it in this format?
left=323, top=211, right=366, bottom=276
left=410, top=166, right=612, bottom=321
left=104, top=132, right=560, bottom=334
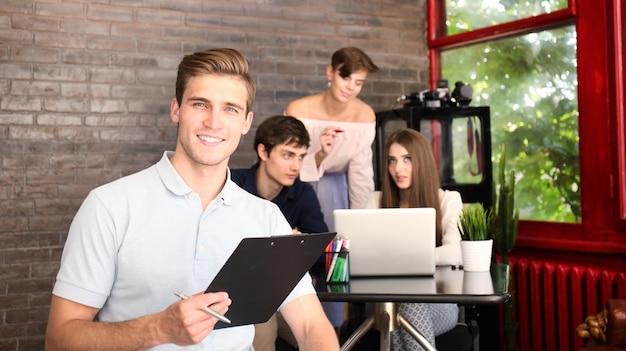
left=173, top=291, right=231, bottom=324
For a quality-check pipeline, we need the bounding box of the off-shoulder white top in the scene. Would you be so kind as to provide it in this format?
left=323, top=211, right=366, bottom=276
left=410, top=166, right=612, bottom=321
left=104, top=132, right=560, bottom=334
left=297, top=117, right=375, bottom=210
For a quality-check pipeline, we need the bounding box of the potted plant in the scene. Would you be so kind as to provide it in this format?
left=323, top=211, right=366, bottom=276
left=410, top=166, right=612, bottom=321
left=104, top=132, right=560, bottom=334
left=491, top=144, right=519, bottom=351
left=492, top=144, right=519, bottom=266
left=458, top=203, right=495, bottom=272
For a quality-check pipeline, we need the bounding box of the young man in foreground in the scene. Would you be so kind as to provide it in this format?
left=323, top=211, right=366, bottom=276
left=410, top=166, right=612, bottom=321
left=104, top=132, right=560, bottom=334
left=45, top=48, right=339, bottom=351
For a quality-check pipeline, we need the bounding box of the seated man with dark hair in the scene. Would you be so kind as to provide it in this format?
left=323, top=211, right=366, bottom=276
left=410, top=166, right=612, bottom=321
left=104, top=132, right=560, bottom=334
left=232, top=115, right=327, bottom=236
left=231, top=115, right=329, bottom=351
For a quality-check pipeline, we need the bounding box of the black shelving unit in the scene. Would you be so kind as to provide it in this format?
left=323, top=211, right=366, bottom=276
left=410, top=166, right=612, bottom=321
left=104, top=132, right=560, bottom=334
left=374, top=106, right=493, bottom=209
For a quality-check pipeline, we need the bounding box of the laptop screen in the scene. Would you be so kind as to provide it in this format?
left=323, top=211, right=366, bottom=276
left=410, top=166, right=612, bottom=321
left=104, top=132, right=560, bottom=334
left=333, top=208, right=436, bottom=277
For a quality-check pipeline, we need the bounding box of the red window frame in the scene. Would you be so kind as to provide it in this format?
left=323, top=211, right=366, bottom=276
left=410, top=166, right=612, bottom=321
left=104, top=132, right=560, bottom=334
left=427, top=0, right=626, bottom=254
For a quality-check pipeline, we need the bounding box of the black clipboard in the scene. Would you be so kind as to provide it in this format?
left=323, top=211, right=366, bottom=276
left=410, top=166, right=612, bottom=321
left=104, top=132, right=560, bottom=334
left=205, top=231, right=336, bottom=328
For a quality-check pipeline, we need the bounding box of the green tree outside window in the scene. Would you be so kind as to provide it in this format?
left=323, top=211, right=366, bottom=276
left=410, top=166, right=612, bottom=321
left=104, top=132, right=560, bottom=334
left=441, top=8, right=579, bottom=222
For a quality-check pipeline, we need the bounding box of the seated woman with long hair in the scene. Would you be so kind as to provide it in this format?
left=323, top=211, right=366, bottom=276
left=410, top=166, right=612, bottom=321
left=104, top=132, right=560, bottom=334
left=366, top=128, right=463, bottom=350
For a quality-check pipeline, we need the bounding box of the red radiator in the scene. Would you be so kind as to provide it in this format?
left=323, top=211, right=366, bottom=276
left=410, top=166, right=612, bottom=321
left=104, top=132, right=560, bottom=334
left=509, top=257, right=626, bottom=351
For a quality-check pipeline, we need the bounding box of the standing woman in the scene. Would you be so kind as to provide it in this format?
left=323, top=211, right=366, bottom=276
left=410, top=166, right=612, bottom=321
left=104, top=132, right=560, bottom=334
left=366, top=128, right=463, bottom=350
left=285, top=47, right=379, bottom=231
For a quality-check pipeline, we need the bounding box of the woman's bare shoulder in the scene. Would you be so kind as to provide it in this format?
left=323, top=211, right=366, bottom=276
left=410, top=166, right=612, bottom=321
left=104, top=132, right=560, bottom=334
left=285, top=94, right=322, bottom=117
left=353, top=99, right=376, bottom=123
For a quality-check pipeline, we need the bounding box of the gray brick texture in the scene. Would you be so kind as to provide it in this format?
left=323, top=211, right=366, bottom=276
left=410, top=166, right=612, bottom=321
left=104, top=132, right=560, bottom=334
left=0, top=0, right=428, bottom=349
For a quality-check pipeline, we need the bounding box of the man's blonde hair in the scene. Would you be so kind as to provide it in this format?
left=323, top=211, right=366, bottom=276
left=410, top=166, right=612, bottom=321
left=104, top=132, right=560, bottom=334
left=175, top=48, right=256, bottom=113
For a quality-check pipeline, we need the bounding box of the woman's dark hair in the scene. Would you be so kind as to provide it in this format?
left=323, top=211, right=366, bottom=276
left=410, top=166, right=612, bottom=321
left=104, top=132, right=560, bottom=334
left=331, top=47, right=379, bottom=78
left=380, top=128, right=443, bottom=245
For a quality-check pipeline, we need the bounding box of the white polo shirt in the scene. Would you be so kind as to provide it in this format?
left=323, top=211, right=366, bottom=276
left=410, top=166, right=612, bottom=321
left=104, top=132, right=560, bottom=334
left=53, top=151, right=315, bottom=350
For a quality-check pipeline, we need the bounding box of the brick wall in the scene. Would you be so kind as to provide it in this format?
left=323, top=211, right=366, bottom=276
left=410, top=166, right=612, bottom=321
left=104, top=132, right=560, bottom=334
left=0, top=1, right=428, bottom=349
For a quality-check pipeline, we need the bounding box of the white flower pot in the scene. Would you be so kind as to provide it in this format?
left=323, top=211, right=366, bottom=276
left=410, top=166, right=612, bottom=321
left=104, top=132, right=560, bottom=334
left=462, top=271, right=494, bottom=294
left=460, top=239, right=493, bottom=272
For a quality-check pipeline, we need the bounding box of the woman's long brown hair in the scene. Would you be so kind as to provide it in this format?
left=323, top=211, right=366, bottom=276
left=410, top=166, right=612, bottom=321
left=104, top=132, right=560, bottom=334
left=379, top=128, right=443, bottom=246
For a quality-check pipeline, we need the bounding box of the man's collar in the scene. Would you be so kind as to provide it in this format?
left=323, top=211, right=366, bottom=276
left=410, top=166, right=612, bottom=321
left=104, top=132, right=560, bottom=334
left=156, top=151, right=236, bottom=206
left=156, top=151, right=191, bottom=196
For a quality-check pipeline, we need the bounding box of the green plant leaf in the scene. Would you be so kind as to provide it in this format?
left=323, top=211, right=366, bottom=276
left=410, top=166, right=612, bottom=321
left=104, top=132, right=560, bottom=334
left=458, top=204, right=494, bottom=241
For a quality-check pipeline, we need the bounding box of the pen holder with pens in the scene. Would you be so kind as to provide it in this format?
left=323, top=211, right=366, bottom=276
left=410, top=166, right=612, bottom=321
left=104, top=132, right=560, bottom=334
left=325, top=249, right=349, bottom=284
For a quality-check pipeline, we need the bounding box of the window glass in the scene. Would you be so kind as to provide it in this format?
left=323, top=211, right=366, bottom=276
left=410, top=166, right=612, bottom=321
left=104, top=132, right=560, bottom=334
left=441, top=26, right=579, bottom=222
left=451, top=116, right=483, bottom=185
left=445, top=0, right=569, bottom=35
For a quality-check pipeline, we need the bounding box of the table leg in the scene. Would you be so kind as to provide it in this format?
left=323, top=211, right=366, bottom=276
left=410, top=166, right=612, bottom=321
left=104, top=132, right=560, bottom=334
left=340, top=302, right=437, bottom=351
left=378, top=307, right=391, bottom=351
left=397, top=313, right=437, bottom=351
left=341, top=315, right=375, bottom=351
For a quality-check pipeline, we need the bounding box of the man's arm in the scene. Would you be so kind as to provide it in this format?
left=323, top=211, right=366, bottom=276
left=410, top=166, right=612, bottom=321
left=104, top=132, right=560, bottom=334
left=45, top=292, right=231, bottom=351
left=280, top=294, right=340, bottom=351
left=295, top=183, right=329, bottom=234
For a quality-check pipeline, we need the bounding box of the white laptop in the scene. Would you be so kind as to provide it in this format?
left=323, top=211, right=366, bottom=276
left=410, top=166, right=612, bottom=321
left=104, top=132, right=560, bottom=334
left=333, top=208, right=436, bottom=277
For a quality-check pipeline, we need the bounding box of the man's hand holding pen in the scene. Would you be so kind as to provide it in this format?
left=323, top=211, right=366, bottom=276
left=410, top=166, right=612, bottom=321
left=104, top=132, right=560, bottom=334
left=162, top=291, right=232, bottom=346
